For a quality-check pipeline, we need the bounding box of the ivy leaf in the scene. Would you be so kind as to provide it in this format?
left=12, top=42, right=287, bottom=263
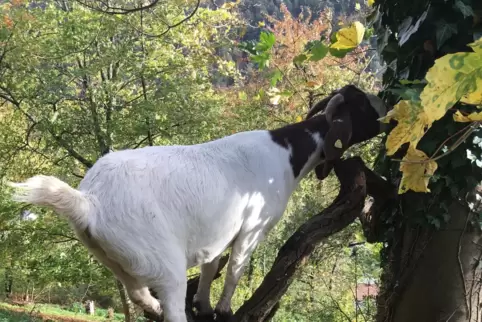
left=397, top=9, right=428, bottom=47
left=435, top=21, right=457, bottom=49
left=309, top=41, right=329, bottom=61
left=453, top=1, right=474, bottom=18
left=380, top=100, right=431, bottom=155
left=399, top=79, right=425, bottom=85
left=453, top=110, right=482, bottom=122
left=330, top=21, right=365, bottom=50
left=420, top=37, right=482, bottom=124
left=399, top=147, right=438, bottom=194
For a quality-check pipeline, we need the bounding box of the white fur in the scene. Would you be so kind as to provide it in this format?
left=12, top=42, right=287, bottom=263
left=9, top=130, right=324, bottom=322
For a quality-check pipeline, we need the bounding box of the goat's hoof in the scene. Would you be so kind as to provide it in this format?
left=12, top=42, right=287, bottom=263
left=214, top=308, right=234, bottom=322
left=193, top=297, right=215, bottom=318
left=144, top=310, right=164, bottom=322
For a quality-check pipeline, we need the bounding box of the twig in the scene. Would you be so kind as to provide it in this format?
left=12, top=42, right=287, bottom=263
left=393, top=122, right=478, bottom=164
left=457, top=210, right=471, bottom=320
left=75, top=0, right=159, bottom=14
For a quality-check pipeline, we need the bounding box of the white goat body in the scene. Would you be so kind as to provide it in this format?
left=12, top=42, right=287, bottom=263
left=10, top=85, right=386, bottom=322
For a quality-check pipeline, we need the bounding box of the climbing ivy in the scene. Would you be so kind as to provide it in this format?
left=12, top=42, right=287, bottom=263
left=372, top=0, right=482, bottom=226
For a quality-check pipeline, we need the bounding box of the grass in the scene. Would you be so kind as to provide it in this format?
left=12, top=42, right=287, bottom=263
left=0, top=302, right=126, bottom=321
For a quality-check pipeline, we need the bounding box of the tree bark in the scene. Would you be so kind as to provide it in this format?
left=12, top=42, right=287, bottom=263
left=116, top=279, right=137, bottom=322
left=376, top=191, right=482, bottom=322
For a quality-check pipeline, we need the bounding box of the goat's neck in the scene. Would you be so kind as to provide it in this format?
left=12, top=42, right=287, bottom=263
left=269, top=115, right=328, bottom=181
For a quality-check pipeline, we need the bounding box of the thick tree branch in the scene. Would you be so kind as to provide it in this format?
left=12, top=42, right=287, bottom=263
left=233, top=157, right=369, bottom=322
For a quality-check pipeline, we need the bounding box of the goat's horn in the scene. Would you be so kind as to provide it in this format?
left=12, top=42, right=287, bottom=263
left=324, top=93, right=345, bottom=124
left=305, top=94, right=333, bottom=120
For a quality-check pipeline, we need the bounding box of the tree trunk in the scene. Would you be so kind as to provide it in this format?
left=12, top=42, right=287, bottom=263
left=4, top=267, right=12, bottom=298
left=377, top=195, right=482, bottom=322
left=116, top=279, right=137, bottom=322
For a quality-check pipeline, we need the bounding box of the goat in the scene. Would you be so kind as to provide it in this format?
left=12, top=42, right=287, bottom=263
left=9, top=85, right=387, bottom=322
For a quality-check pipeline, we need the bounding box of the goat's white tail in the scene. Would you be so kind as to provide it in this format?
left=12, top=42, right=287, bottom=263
left=9, top=175, right=90, bottom=229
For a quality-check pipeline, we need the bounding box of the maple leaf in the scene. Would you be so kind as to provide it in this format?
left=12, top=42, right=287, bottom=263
left=453, top=110, right=482, bottom=122
left=330, top=21, right=365, bottom=50
left=380, top=100, right=431, bottom=156
left=420, top=37, right=482, bottom=123
left=399, top=148, right=438, bottom=194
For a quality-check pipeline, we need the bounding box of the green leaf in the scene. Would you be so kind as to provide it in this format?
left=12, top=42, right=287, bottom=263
left=453, top=0, right=474, bottom=18
left=435, top=21, right=457, bottom=49
left=329, top=47, right=352, bottom=58
left=309, top=41, right=329, bottom=61
left=256, top=31, right=276, bottom=52
left=238, top=91, right=247, bottom=100
left=355, top=3, right=361, bottom=11
left=399, top=79, right=425, bottom=85
left=251, top=52, right=270, bottom=69
left=270, top=69, right=283, bottom=87
left=238, top=40, right=258, bottom=55
left=293, top=54, right=308, bottom=65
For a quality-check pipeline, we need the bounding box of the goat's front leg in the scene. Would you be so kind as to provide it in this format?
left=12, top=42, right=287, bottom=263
left=193, top=256, right=221, bottom=316
left=214, top=231, right=261, bottom=321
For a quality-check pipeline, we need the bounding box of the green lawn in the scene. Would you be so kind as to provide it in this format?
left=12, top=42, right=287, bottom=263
left=0, top=302, right=126, bottom=321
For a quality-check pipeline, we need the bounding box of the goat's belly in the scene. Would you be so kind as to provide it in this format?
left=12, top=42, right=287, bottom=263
left=186, top=217, right=243, bottom=268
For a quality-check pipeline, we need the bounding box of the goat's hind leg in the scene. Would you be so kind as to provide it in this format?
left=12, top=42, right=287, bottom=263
left=215, top=231, right=262, bottom=321
left=193, top=256, right=221, bottom=317
left=76, top=231, right=162, bottom=317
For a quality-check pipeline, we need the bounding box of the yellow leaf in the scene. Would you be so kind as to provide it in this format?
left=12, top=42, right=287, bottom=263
left=380, top=100, right=432, bottom=156
left=295, top=115, right=303, bottom=122
left=460, top=77, right=482, bottom=105
left=453, top=110, right=482, bottom=122
left=258, top=21, right=265, bottom=27
left=468, top=36, right=482, bottom=54
left=367, top=0, right=375, bottom=6
left=331, top=21, right=365, bottom=50
left=420, top=36, right=482, bottom=124
left=221, top=0, right=240, bottom=9
left=399, top=148, right=438, bottom=194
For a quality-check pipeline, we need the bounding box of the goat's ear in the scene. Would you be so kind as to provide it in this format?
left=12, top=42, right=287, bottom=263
left=323, top=109, right=352, bottom=161
left=316, top=110, right=352, bottom=179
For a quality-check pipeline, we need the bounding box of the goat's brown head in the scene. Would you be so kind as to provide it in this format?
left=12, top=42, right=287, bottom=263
left=306, top=85, right=387, bottom=180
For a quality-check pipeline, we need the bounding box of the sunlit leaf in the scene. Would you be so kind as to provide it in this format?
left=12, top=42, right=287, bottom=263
left=379, top=100, right=431, bottom=155
left=453, top=110, right=482, bottom=122
left=399, top=147, right=438, bottom=194
left=420, top=37, right=482, bottom=124
left=330, top=21, right=365, bottom=50
left=367, top=0, right=375, bottom=6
